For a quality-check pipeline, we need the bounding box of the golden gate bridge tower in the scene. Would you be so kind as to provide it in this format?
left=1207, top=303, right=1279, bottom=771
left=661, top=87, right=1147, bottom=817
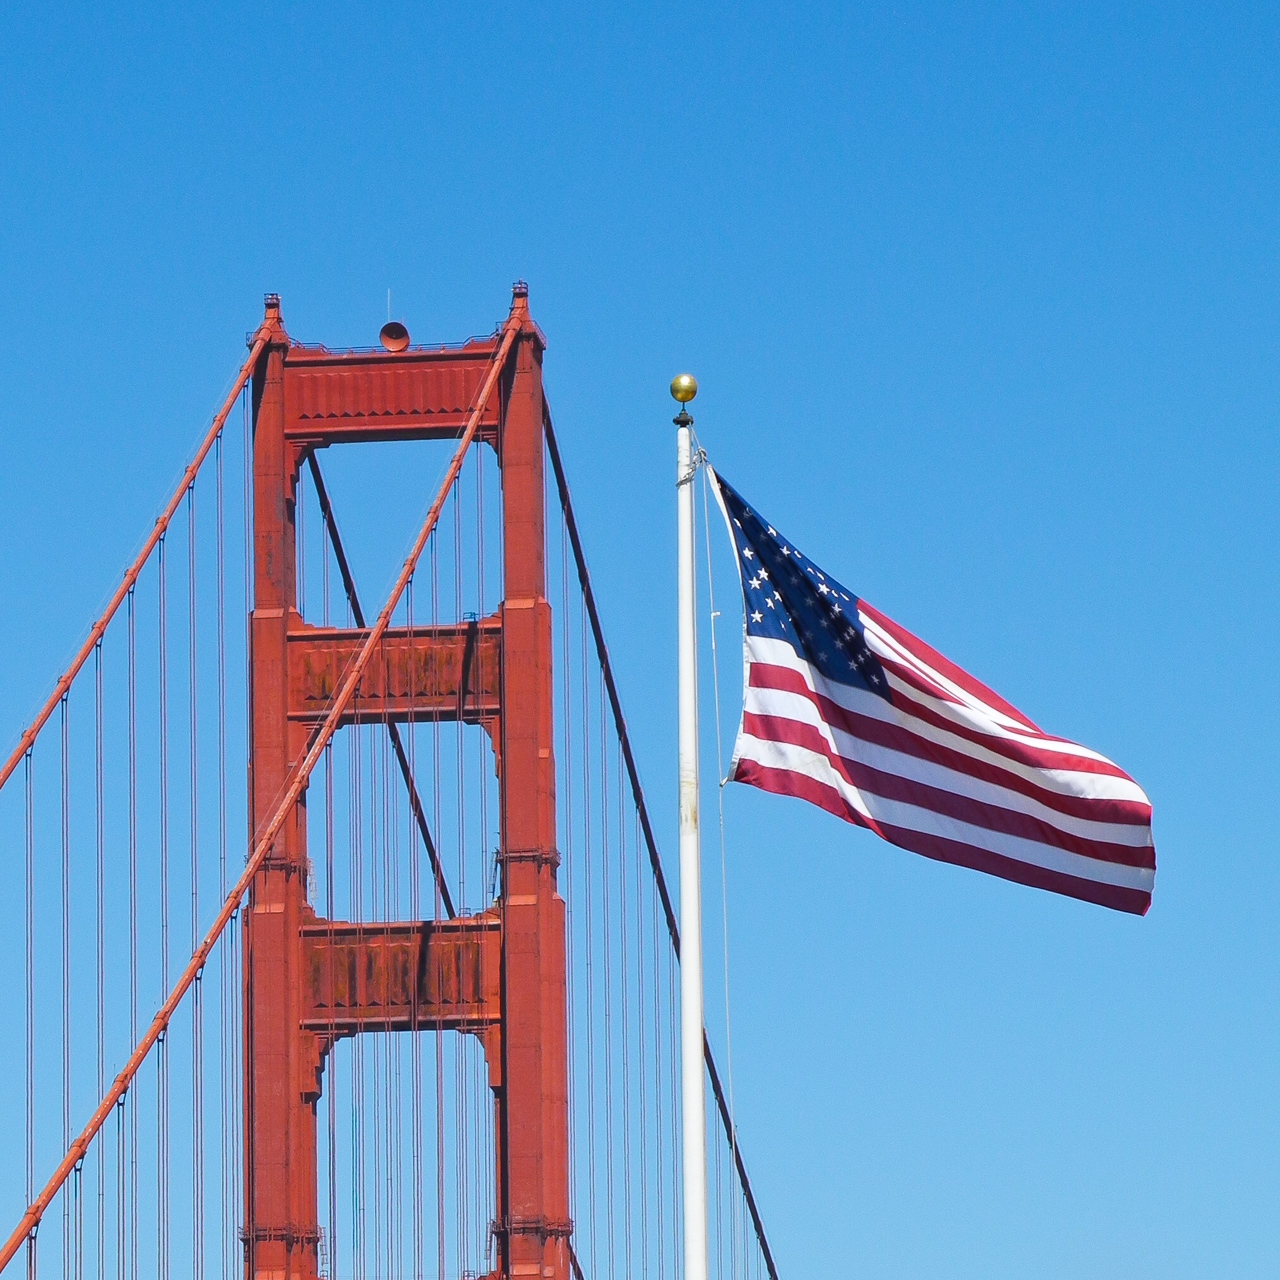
left=243, top=285, right=567, bottom=1280
left=0, top=286, right=776, bottom=1280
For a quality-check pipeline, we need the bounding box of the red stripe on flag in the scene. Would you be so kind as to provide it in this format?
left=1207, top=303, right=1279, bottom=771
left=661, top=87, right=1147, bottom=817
left=857, top=599, right=1040, bottom=730
left=877, top=656, right=1091, bottom=753
left=750, top=660, right=1132, bottom=785
left=733, top=757, right=1152, bottom=915
left=741, top=710, right=1154, bottom=870
left=748, top=662, right=1150, bottom=825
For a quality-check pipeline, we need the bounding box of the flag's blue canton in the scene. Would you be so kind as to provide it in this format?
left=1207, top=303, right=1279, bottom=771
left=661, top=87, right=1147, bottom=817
left=715, top=474, right=892, bottom=703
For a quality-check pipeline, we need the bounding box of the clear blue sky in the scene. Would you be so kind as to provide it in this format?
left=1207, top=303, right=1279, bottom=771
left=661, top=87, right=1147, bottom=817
left=1, top=4, right=1277, bottom=1276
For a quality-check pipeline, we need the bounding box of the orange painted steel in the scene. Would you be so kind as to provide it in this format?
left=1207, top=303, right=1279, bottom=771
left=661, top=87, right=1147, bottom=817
left=493, top=290, right=572, bottom=1280
left=298, top=913, right=502, bottom=1037
left=282, top=337, right=505, bottom=446
left=0, top=331, right=269, bottom=795
left=284, top=615, right=501, bottom=725
left=245, top=293, right=524, bottom=1280
left=242, top=280, right=570, bottom=1280
left=0, top=298, right=520, bottom=1277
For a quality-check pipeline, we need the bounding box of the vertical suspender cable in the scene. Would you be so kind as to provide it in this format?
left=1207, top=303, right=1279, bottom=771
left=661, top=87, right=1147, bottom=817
left=368, top=732, right=382, bottom=1280
left=96, top=643, right=106, bottom=1280
left=581, top=596, right=597, bottom=1280
left=382, top=727, right=394, bottom=1280
left=634, top=807, right=649, bottom=1280
left=651, top=852, right=665, bottom=1280
left=558, top=500, right=577, bottom=1241
left=431, top=530, right=445, bottom=1280
left=619, top=751, right=633, bottom=1273
left=407, top=578, right=422, bottom=1280
left=116, top=1100, right=124, bottom=1280
left=188, top=483, right=204, bottom=1280
left=348, top=669, right=363, bottom=1280
left=215, top=431, right=231, bottom=1280
left=392, top=727, right=404, bottom=1280
left=600, top=672, right=615, bottom=1280
left=216, top=432, right=231, bottom=1280
left=158, top=535, right=170, bottom=1280
left=668, top=942, right=681, bottom=1263
left=714, top=1121, right=723, bottom=1280
left=394, top=739, right=405, bottom=1280
left=25, top=749, right=35, bottom=1279
left=61, top=695, right=71, bottom=1280
left=389, top=731, right=400, bottom=1279
left=320, top=713, right=334, bottom=1274
left=127, top=590, right=137, bottom=1280
left=324, top=732, right=335, bottom=1278
left=116, top=833, right=125, bottom=1280
left=452, top=486, right=469, bottom=1274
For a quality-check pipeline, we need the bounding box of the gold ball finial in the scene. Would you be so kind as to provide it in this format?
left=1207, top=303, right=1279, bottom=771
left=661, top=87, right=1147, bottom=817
left=670, top=373, right=698, bottom=404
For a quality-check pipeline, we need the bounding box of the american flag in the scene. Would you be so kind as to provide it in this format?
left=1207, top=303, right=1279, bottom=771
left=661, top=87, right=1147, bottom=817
left=709, top=469, right=1155, bottom=915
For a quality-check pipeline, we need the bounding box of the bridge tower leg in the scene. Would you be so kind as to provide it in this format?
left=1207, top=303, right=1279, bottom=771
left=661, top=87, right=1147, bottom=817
left=244, top=298, right=321, bottom=1280
left=496, top=298, right=571, bottom=1280
left=242, top=286, right=570, bottom=1280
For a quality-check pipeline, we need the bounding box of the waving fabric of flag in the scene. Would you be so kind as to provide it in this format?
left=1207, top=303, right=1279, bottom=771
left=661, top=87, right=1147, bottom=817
left=709, top=469, right=1155, bottom=915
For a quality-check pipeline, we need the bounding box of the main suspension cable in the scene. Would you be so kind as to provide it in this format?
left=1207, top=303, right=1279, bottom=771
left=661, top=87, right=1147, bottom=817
left=0, top=334, right=268, bottom=797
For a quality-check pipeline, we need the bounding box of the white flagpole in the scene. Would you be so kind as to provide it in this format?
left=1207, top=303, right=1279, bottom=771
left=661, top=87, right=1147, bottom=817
left=672, top=371, right=709, bottom=1280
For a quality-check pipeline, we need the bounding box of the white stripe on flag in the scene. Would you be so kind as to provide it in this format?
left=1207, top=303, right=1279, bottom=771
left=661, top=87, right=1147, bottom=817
left=742, top=680, right=1152, bottom=849
left=734, top=730, right=1155, bottom=894
left=741, top=636, right=1152, bottom=809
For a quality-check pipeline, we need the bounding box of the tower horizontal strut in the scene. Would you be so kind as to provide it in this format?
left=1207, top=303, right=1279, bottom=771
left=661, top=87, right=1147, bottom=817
left=0, top=307, right=522, bottom=1274
left=299, top=913, right=502, bottom=1036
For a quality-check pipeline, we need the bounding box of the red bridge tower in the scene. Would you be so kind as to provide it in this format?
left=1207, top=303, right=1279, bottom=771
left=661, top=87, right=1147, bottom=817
left=243, top=284, right=569, bottom=1280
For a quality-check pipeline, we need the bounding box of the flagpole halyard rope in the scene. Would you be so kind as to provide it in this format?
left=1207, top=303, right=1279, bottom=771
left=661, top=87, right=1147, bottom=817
left=699, top=459, right=742, bottom=1280
left=706, top=463, right=747, bottom=1259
